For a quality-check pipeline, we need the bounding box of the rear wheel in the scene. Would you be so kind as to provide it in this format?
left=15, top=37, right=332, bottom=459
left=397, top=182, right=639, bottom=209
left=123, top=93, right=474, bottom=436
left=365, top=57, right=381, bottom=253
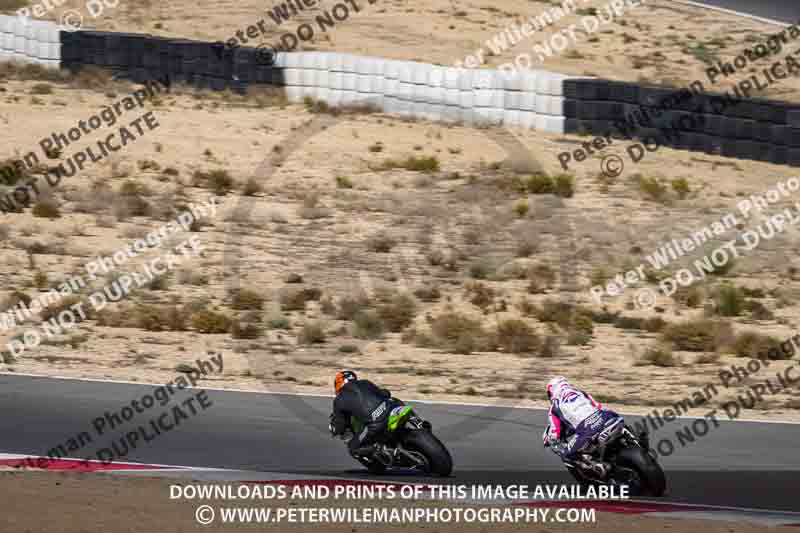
left=402, top=430, right=453, bottom=477
left=615, top=447, right=666, bottom=496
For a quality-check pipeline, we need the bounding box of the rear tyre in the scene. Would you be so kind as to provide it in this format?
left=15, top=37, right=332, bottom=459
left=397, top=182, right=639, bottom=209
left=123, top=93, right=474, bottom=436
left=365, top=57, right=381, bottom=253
left=616, top=447, right=666, bottom=496
left=403, top=430, right=453, bottom=477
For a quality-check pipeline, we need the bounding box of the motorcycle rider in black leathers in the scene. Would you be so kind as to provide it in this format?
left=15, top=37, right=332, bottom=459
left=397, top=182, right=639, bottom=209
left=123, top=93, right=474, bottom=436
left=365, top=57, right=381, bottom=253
left=329, top=370, right=404, bottom=463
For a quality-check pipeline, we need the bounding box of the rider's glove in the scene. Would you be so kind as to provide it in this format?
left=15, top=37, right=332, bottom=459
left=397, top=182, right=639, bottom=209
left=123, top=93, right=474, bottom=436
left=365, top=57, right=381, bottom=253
left=542, top=426, right=558, bottom=447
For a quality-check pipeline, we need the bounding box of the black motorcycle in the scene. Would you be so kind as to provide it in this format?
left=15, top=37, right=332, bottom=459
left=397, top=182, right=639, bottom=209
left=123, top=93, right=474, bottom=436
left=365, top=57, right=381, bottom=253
left=336, top=405, right=453, bottom=476
left=556, top=422, right=666, bottom=496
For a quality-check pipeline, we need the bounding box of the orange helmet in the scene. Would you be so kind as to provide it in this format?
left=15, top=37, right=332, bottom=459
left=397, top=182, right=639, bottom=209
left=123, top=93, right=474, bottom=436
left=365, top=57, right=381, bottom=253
left=334, top=370, right=357, bottom=394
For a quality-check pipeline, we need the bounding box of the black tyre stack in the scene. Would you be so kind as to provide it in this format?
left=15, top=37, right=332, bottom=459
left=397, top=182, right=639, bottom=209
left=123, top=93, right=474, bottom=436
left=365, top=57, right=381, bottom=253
left=563, top=78, right=800, bottom=167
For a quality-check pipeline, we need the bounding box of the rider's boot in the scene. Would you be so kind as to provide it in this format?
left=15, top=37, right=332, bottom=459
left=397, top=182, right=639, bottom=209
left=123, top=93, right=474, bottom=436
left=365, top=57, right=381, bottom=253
left=353, top=444, right=393, bottom=465
left=578, top=454, right=610, bottom=478
left=352, top=443, right=379, bottom=457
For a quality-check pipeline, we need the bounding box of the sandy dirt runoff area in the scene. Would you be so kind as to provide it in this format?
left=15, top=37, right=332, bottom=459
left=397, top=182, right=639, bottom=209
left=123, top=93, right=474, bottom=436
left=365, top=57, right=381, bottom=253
left=0, top=470, right=778, bottom=532
left=0, top=1, right=800, bottom=423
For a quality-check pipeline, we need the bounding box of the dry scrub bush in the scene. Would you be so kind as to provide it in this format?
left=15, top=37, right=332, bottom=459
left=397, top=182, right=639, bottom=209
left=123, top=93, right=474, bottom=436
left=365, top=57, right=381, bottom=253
left=366, top=231, right=398, bottom=253
left=375, top=291, right=417, bottom=332
left=494, top=319, right=540, bottom=355
left=731, top=331, right=787, bottom=360
left=636, top=346, right=679, bottom=367
left=535, top=300, right=594, bottom=335
left=232, top=321, right=263, bottom=339
left=353, top=310, right=384, bottom=339
left=712, top=284, right=746, bottom=317
left=419, top=312, right=488, bottom=355
left=191, top=310, right=232, bottom=334
left=133, top=304, right=190, bottom=331
left=193, top=169, right=235, bottom=195
left=337, top=291, right=371, bottom=320
left=231, top=288, right=265, bottom=310
left=661, top=319, right=733, bottom=352
left=614, top=315, right=666, bottom=333
left=115, top=181, right=152, bottom=218
left=299, top=321, right=326, bottom=344
left=41, top=295, right=93, bottom=322
left=379, top=156, right=440, bottom=173
left=465, top=281, right=495, bottom=310
left=2, top=290, right=31, bottom=311
left=32, top=199, right=61, bottom=219
left=279, top=287, right=308, bottom=312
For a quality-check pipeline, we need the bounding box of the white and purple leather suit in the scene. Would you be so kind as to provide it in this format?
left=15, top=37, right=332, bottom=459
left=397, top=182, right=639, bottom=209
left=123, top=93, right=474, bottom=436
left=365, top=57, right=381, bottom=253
left=543, top=382, right=624, bottom=460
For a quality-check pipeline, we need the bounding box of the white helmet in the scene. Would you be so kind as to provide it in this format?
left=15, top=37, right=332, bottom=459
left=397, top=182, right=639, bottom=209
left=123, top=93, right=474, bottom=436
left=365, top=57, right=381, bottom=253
left=546, top=376, right=569, bottom=400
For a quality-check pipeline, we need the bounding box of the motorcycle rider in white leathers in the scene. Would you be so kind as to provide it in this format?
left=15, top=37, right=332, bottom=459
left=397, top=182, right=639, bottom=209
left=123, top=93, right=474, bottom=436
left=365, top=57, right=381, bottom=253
left=542, top=376, right=625, bottom=476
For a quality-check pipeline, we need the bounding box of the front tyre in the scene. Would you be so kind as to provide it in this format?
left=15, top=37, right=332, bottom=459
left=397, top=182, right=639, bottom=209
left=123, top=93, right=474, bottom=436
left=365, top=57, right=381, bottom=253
left=403, top=430, right=453, bottom=477
left=616, top=447, right=666, bottom=496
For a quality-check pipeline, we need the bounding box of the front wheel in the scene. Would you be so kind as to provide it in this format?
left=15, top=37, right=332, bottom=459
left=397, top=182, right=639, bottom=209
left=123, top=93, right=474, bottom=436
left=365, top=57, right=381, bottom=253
left=615, top=446, right=666, bottom=496
left=402, top=430, right=453, bottom=477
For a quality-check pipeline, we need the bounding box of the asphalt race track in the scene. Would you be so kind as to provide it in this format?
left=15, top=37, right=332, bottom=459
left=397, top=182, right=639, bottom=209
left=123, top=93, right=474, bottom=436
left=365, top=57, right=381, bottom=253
left=1, top=375, right=798, bottom=511
left=674, top=0, right=799, bottom=24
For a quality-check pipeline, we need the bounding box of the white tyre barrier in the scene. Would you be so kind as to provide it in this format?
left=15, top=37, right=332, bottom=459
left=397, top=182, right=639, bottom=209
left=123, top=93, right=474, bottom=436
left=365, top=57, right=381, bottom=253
left=520, top=91, right=537, bottom=112
left=341, top=53, right=358, bottom=74
left=300, top=67, right=316, bottom=87
left=443, top=67, right=460, bottom=90
left=458, top=89, right=475, bottom=109
left=442, top=105, right=460, bottom=122
left=341, top=71, right=357, bottom=91
left=273, top=53, right=288, bottom=68
left=314, top=86, right=331, bottom=103
left=284, top=68, right=302, bottom=86
left=519, top=111, right=536, bottom=130
left=457, top=68, right=473, bottom=92
left=285, top=85, right=304, bottom=103
left=284, top=52, right=302, bottom=69
left=0, top=16, right=62, bottom=66
left=504, top=90, right=522, bottom=111
left=411, top=61, right=429, bottom=86
left=443, top=87, right=459, bottom=107
left=325, top=52, right=342, bottom=71
left=327, top=89, right=343, bottom=106
left=503, top=109, right=521, bottom=127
